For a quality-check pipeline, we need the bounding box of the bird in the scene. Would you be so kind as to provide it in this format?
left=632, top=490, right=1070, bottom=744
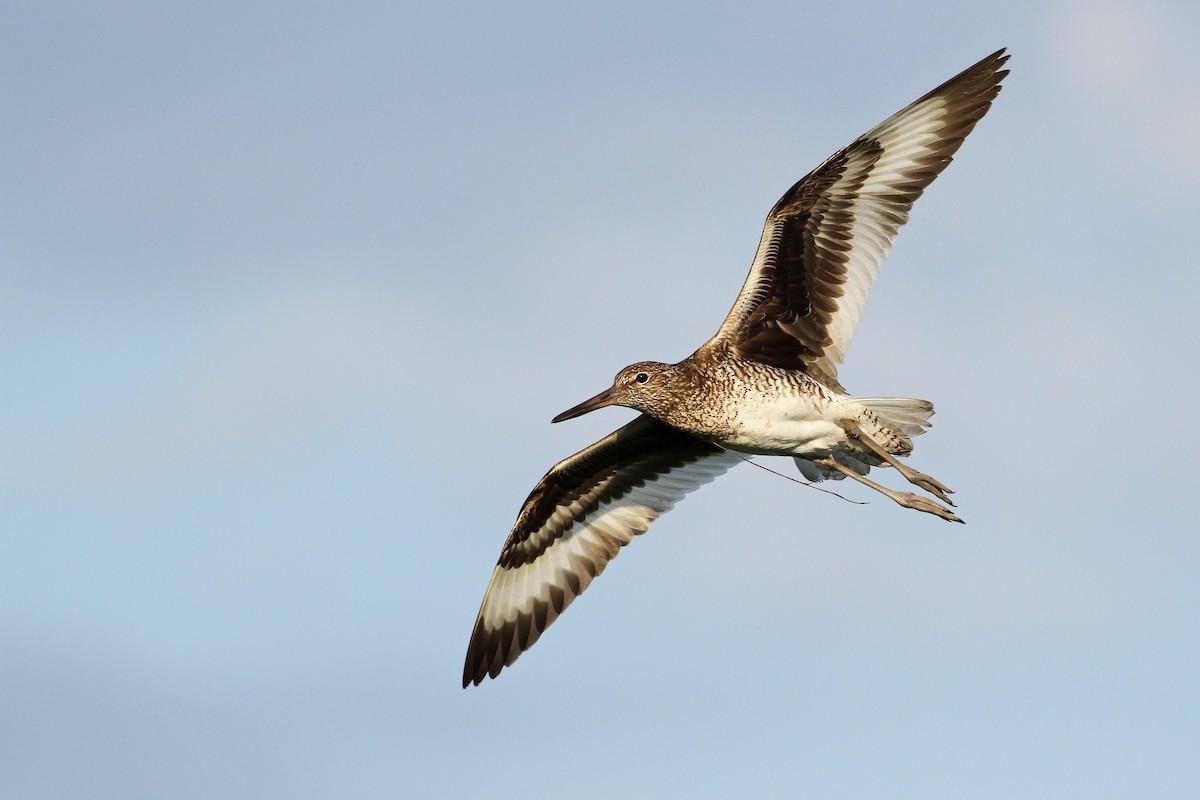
left=463, top=49, right=1009, bottom=687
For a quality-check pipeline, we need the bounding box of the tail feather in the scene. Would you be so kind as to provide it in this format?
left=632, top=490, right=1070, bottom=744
left=854, top=397, right=935, bottom=438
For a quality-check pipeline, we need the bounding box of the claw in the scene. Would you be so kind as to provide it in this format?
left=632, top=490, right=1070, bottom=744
left=839, top=420, right=958, bottom=506
left=911, top=474, right=955, bottom=505
left=897, top=491, right=964, bottom=523
left=814, top=456, right=964, bottom=523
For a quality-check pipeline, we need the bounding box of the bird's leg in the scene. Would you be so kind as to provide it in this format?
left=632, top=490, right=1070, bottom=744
left=813, top=456, right=963, bottom=524
left=839, top=420, right=955, bottom=505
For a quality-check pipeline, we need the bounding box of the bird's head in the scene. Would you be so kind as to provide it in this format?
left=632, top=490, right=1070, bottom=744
left=552, top=361, right=685, bottom=422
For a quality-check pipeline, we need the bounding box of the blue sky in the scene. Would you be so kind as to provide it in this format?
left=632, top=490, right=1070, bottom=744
left=4, top=1, right=1199, bottom=797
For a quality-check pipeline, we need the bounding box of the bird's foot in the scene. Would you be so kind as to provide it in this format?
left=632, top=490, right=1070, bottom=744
left=895, top=491, right=963, bottom=524
left=906, top=471, right=955, bottom=505
left=838, top=420, right=956, bottom=505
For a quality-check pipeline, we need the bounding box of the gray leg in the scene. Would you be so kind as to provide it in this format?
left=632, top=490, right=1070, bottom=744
left=839, top=420, right=955, bottom=505
left=814, top=456, right=963, bottom=524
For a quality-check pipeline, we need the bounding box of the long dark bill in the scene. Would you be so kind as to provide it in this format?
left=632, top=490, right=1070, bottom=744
left=551, top=387, right=617, bottom=423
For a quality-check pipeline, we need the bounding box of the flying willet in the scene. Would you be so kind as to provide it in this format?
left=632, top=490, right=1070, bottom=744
left=463, top=49, right=1008, bottom=687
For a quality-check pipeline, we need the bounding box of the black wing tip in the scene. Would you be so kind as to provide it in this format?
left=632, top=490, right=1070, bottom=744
left=462, top=651, right=482, bottom=688
left=972, top=47, right=1010, bottom=72
left=932, top=47, right=1011, bottom=101
left=462, top=617, right=510, bottom=688
left=970, top=47, right=1011, bottom=92
left=462, top=644, right=482, bottom=688
left=462, top=641, right=502, bottom=688
left=986, top=49, right=1011, bottom=90
left=982, top=46, right=1011, bottom=82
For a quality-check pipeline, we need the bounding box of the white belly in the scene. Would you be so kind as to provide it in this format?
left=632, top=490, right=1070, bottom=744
left=723, top=394, right=850, bottom=457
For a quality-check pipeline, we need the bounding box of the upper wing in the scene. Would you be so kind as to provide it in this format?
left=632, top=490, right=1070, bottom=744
left=705, top=49, right=1009, bottom=390
left=463, top=415, right=742, bottom=687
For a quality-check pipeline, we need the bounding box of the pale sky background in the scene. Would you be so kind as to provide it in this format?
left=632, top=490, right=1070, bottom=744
left=4, top=1, right=1199, bottom=797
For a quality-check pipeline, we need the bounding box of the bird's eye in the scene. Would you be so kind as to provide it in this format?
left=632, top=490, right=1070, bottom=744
left=635, top=372, right=649, bottom=384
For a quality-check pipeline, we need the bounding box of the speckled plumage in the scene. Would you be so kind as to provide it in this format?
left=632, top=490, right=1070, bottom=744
left=602, top=353, right=906, bottom=459
left=463, top=49, right=1009, bottom=687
